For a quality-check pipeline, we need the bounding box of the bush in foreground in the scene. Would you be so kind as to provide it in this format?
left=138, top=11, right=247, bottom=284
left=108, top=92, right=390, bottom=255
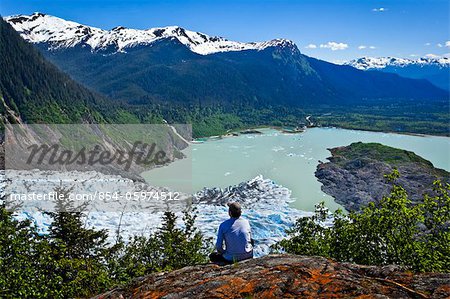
left=273, top=170, right=450, bottom=272
left=0, top=192, right=210, bottom=298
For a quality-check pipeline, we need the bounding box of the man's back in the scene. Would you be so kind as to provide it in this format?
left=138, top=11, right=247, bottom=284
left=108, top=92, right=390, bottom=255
left=216, top=217, right=253, bottom=262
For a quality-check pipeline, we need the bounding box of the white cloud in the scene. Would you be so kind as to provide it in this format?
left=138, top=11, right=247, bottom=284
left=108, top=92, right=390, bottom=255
left=424, top=42, right=431, bottom=46
left=358, top=45, right=376, bottom=50
left=445, top=41, right=450, bottom=48
left=305, top=44, right=317, bottom=49
left=437, top=43, right=443, bottom=48
left=425, top=53, right=440, bottom=58
left=320, top=41, right=348, bottom=51
left=332, top=60, right=346, bottom=65
left=372, top=7, right=388, bottom=12
left=409, top=54, right=418, bottom=57
left=443, top=53, right=450, bottom=58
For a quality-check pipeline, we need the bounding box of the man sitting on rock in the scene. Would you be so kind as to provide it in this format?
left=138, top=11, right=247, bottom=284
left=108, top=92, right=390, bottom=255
left=209, top=202, right=254, bottom=264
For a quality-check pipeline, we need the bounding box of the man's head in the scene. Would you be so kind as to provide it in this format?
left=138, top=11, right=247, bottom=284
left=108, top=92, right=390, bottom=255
left=227, top=202, right=242, bottom=218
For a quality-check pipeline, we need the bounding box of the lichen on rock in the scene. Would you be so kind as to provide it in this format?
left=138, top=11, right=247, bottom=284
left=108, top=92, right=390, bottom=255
left=94, top=254, right=450, bottom=299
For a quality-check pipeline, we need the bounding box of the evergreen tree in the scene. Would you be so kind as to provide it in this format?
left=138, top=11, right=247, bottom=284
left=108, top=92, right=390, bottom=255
left=44, top=186, right=112, bottom=298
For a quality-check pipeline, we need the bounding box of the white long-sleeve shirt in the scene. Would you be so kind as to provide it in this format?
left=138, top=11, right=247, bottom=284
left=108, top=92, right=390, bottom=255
left=215, top=217, right=253, bottom=262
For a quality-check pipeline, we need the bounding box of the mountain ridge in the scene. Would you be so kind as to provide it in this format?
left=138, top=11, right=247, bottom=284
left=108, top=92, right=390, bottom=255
left=4, top=12, right=297, bottom=55
left=346, top=56, right=450, bottom=70
left=5, top=13, right=445, bottom=104
left=345, top=56, right=450, bottom=90
left=4, top=13, right=449, bottom=137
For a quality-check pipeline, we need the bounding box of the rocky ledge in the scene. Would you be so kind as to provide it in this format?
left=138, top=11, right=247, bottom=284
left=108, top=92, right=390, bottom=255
left=315, top=142, right=449, bottom=212
left=94, top=254, right=450, bottom=299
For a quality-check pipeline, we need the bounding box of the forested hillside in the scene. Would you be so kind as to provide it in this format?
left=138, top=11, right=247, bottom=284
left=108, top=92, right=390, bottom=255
left=38, top=36, right=447, bottom=107
left=0, top=18, right=111, bottom=127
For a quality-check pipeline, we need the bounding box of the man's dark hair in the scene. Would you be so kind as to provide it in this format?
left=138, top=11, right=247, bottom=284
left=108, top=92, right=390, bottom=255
left=227, top=202, right=242, bottom=218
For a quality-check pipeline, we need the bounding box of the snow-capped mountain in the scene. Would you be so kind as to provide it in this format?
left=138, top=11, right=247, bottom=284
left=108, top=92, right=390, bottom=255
left=345, top=56, right=450, bottom=90
left=3, top=12, right=446, bottom=109
left=4, top=12, right=296, bottom=55
left=346, top=56, right=450, bottom=70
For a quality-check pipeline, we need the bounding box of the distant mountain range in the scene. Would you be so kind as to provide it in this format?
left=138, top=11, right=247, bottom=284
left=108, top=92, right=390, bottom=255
left=2, top=13, right=449, bottom=136
left=345, top=57, right=450, bottom=90
left=4, top=12, right=293, bottom=55
left=4, top=13, right=446, bottom=108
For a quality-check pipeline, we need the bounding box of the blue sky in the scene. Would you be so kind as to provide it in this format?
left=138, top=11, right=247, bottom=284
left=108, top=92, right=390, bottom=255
left=1, top=0, right=449, bottom=62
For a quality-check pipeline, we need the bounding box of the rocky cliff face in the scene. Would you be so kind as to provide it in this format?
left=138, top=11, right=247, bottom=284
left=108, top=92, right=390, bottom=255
left=94, top=254, right=450, bottom=299
left=315, top=142, right=450, bottom=212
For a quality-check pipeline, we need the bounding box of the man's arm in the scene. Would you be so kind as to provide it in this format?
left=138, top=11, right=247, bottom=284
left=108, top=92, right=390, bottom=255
left=215, top=224, right=224, bottom=253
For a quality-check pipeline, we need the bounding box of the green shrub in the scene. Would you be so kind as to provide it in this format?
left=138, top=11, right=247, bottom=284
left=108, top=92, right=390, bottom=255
left=116, top=209, right=211, bottom=281
left=0, top=188, right=210, bottom=298
left=273, top=170, right=450, bottom=273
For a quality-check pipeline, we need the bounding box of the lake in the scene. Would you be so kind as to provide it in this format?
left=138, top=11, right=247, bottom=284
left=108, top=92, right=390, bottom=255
left=142, top=127, right=450, bottom=212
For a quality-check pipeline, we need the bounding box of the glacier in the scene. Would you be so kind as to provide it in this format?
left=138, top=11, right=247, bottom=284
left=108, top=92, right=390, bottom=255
left=2, top=170, right=315, bottom=257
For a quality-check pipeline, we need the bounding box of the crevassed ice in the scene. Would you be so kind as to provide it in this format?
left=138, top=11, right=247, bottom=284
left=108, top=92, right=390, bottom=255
left=3, top=170, right=320, bottom=257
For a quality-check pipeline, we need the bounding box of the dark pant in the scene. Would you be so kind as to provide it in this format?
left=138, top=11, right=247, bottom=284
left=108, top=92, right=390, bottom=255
left=209, top=252, right=233, bottom=265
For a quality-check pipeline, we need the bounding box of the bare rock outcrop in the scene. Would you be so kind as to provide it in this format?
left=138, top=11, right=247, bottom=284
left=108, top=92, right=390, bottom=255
left=94, top=254, right=450, bottom=299
left=315, top=142, right=449, bottom=212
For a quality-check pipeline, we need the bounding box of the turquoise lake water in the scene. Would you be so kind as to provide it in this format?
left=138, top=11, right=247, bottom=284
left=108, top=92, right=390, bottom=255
left=142, top=127, right=450, bottom=212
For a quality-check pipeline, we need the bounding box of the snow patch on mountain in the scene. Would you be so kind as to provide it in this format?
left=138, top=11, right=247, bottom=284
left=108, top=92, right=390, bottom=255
left=4, top=12, right=297, bottom=55
left=346, top=56, right=450, bottom=70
